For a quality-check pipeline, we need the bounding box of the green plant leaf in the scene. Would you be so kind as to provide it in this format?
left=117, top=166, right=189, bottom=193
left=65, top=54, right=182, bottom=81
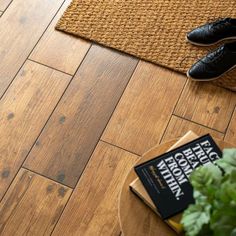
left=190, top=164, right=222, bottom=198
left=230, top=228, right=236, bottom=236
left=181, top=148, right=236, bottom=236
left=216, top=149, right=236, bottom=174
left=181, top=204, right=211, bottom=236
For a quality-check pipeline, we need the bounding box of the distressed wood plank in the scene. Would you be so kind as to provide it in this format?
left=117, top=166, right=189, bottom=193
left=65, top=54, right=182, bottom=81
left=225, top=109, right=236, bottom=145
left=24, top=45, right=138, bottom=187
left=162, top=115, right=224, bottom=143
left=174, top=80, right=236, bottom=133
left=102, top=62, right=186, bottom=155
left=0, top=0, right=64, bottom=97
left=0, top=168, right=72, bottom=236
left=0, top=60, right=71, bottom=200
left=52, top=141, right=139, bottom=236
left=30, top=0, right=90, bottom=75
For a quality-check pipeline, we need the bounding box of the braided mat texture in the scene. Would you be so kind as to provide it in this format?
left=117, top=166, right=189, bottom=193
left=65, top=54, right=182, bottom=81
left=56, top=0, right=236, bottom=90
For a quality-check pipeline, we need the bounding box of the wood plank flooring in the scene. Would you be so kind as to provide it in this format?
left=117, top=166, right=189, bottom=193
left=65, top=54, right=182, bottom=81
left=0, top=0, right=64, bottom=97
left=52, top=141, right=139, bottom=236
left=0, top=1, right=235, bottom=235
left=24, top=45, right=138, bottom=187
left=0, top=61, right=71, bottom=200
left=0, top=169, right=72, bottom=235
left=0, top=0, right=11, bottom=11
left=102, top=62, right=186, bottom=155
left=29, top=0, right=91, bottom=75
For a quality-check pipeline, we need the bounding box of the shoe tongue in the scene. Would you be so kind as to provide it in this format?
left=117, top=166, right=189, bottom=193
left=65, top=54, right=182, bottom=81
left=212, top=18, right=229, bottom=27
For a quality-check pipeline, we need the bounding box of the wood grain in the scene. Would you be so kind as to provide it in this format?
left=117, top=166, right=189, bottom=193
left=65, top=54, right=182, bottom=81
left=0, top=0, right=64, bottom=97
left=102, top=61, right=186, bottom=155
left=0, top=0, right=11, bottom=11
left=119, top=140, right=180, bottom=236
left=162, top=115, right=224, bottom=143
left=30, top=0, right=91, bottom=75
left=225, top=109, right=236, bottom=145
left=174, top=80, right=236, bottom=133
left=24, top=45, right=138, bottom=187
left=52, top=141, right=139, bottom=236
left=0, top=168, right=72, bottom=236
left=0, top=60, right=71, bottom=200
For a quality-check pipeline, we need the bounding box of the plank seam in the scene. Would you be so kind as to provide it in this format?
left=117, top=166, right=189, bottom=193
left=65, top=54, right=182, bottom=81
left=223, top=105, right=236, bottom=140
left=48, top=64, right=144, bottom=233
left=100, top=140, right=141, bottom=157
left=159, top=78, right=188, bottom=144
left=0, top=44, right=93, bottom=204
left=21, top=43, right=92, bottom=176
left=0, top=0, right=72, bottom=202
left=173, top=114, right=225, bottom=134
left=1, top=0, right=13, bottom=14
left=22, top=167, right=73, bottom=189
left=49, top=182, right=74, bottom=236
left=28, top=59, right=73, bottom=76
left=64, top=58, right=140, bottom=187
left=0, top=0, right=67, bottom=101
left=48, top=139, right=140, bottom=235
left=0, top=171, right=34, bottom=231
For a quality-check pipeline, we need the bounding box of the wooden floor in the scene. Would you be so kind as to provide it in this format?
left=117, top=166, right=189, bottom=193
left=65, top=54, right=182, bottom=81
left=0, top=0, right=235, bottom=235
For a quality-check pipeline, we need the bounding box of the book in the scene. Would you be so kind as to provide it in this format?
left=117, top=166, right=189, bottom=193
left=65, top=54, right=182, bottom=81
left=130, top=131, right=199, bottom=233
left=134, top=133, right=222, bottom=221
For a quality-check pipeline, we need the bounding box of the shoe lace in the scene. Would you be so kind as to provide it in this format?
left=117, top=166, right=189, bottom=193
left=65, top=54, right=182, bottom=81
left=205, top=46, right=224, bottom=63
left=210, top=18, right=230, bottom=31
left=178, top=47, right=225, bottom=72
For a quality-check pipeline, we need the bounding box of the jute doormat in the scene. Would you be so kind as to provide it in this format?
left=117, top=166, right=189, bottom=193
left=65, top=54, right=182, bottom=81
left=56, top=0, right=236, bottom=90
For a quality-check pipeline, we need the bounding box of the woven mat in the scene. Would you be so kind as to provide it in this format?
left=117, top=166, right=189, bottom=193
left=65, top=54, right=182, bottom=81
left=56, top=0, right=236, bottom=90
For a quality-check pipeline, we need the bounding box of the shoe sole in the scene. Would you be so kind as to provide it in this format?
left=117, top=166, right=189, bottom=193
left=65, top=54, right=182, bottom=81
left=186, top=36, right=236, bottom=46
left=186, top=64, right=236, bottom=82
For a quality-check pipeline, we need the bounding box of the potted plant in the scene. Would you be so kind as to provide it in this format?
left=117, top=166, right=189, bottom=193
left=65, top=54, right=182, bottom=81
left=181, top=149, right=236, bottom=236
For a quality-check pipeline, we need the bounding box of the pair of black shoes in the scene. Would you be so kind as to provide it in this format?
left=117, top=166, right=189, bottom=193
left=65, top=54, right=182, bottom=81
left=186, top=18, right=236, bottom=81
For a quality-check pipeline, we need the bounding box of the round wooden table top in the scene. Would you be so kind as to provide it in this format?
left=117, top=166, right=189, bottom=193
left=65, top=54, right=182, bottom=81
left=118, top=138, right=234, bottom=236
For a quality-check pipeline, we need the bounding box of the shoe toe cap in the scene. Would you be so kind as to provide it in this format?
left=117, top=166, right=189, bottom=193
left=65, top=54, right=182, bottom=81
left=187, top=65, right=201, bottom=79
left=187, top=62, right=212, bottom=80
left=187, top=26, right=213, bottom=44
left=187, top=29, right=204, bottom=43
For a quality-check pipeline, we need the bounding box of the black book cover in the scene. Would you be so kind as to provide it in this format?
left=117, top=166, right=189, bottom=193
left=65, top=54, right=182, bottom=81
left=134, top=134, right=222, bottom=220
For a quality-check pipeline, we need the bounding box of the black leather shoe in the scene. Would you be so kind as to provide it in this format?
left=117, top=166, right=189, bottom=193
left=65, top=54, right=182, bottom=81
left=187, top=42, right=236, bottom=81
left=187, top=18, right=236, bottom=46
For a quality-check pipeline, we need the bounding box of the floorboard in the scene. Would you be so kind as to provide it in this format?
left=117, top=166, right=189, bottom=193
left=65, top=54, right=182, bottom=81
left=0, top=168, right=72, bottom=236
left=161, top=115, right=224, bottom=143
left=174, top=80, right=236, bottom=133
left=0, top=0, right=235, bottom=234
left=0, top=0, right=11, bottom=11
left=52, top=141, right=139, bottom=236
left=0, top=0, right=64, bottom=97
left=102, top=61, right=186, bottom=155
left=0, top=60, right=71, bottom=200
left=225, top=108, right=236, bottom=145
left=30, top=0, right=91, bottom=75
left=24, top=45, right=138, bottom=188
